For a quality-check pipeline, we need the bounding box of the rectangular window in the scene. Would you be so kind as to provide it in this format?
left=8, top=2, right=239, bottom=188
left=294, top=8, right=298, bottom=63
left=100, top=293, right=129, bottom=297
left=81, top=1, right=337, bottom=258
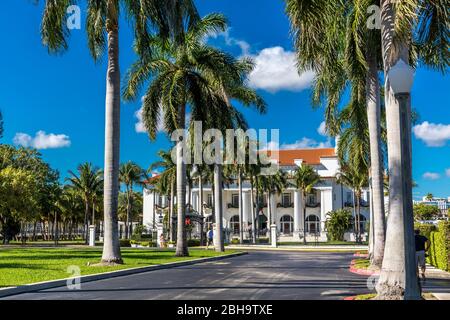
left=307, top=194, right=316, bottom=205
left=232, top=194, right=239, bottom=207
left=158, top=196, right=163, bottom=207
left=346, top=192, right=352, bottom=203
left=282, top=193, right=291, bottom=207
left=207, top=194, right=213, bottom=207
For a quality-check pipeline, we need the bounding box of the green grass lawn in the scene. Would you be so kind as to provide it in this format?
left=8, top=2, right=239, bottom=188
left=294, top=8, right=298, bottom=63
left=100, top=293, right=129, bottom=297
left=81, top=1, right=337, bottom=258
left=353, top=258, right=370, bottom=269
left=0, top=247, right=237, bottom=288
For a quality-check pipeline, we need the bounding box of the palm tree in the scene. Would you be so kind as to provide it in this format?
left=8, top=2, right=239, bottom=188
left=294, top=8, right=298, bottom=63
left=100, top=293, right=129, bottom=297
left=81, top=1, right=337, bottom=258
left=425, top=193, right=433, bottom=201
left=336, top=162, right=369, bottom=243
left=149, top=150, right=176, bottom=240
left=256, top=170, right=288, bottom=243
left=123, top=14, right=227, bottom=257
left=118, top=191, right=143, bottom=236
left=41, top=0, right=200, bottom=265
left=292, top=164, right=321, bottom=244
left=66, top=163, right=103, bottom=244
left=119, top=161, right=144, bottom=239
left=285, top=0, right=387, bottom=268
left=124, top=14, right=265, bottom=255
left=376, top=0, right=449, bottom=300
left=246, top=159, right=264, bottom=243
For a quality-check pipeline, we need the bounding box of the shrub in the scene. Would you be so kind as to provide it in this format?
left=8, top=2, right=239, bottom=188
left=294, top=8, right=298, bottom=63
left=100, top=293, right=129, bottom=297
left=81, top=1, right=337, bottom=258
left=427, top=221, right=450, bottom=272
left=187, top=239, right=201, bottom=247
left=325, top=209, right=352, bottom=241
left=231, top=238, right=240, bottom=245
left=120, top=239, right=131, bottom=247
left=140, top=241, right=150, bottom=247
left=256, top=238, right=269, bottom=244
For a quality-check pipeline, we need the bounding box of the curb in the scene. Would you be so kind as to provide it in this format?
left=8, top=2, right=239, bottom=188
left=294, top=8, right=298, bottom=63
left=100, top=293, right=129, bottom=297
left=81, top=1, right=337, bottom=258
left=0, top=251, right=247, bottom=299
left=349, top=259, right=380, bottom=276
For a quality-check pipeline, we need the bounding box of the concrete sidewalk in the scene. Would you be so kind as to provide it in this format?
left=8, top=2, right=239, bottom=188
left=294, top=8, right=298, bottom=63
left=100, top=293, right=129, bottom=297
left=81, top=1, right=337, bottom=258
left=426, top=264, right=450, bottom=300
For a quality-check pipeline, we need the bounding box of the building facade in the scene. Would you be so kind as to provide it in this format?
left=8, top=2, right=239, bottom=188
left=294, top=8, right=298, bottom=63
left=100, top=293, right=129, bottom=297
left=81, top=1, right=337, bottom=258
left=143, top=147, right=371, bottom=242
left=413, top=196, right=450, bottom=219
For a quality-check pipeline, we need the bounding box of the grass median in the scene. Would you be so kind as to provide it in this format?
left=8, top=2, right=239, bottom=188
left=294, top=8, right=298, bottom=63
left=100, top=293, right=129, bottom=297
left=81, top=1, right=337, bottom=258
left=0, top=247, right=238, bottom=288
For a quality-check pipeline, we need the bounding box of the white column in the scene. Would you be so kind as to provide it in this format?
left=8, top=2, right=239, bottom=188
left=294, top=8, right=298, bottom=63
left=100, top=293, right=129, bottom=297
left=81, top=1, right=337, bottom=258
left=192, top=191, right=198, bottom=212
left=156, top=223, right=164, bottom=248
left=89, top=226, right=95, bottom=247
left=271, top=224, right=277, bottom=248
left=320, top=189, right=333, bottom=237
left=270, top=193, right=276, bottom=225
left=243, top=191, right=251, bottom=239
left=294, top=190, right=302, bottom=238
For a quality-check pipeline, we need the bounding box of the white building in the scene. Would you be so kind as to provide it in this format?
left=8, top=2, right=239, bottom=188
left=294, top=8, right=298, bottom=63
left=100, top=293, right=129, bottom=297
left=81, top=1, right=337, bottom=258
left=413, top=196, right=450, bottom=219
left=143, top=147, right=371, bottom=242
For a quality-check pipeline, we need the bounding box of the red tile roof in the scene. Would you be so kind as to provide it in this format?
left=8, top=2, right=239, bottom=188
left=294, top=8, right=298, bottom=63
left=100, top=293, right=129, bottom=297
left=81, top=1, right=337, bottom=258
left=264, top=148, right=336, bottom=166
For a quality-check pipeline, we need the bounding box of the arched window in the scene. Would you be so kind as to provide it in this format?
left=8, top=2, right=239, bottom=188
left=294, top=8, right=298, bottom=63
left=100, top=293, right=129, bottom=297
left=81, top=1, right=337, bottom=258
left=280, top=215, right=294, bottom=235
left=305, top=215, right=320, bottom=234
left=230, top=215, right=240, bottom=235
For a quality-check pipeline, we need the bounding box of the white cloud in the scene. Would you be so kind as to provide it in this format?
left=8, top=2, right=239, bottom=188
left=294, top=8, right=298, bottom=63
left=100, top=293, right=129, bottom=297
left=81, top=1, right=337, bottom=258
left=261, top=137, right=332, bottom=150
left=318, top=121, right=327, bottom=136
left=206, top=28, right=250, bottom=56
left=446, top=168, right=450, bottom=178
left=422, top=172, right=440, bottom=180
left=13, top=131, right=71, bottom=149
left=413, top=121, right=450, bottom=147
left=281, top=137, right=332, bottom=149
left=135, top=105, right=191, bottom=134
left=247, top=47, right=315, bottom=93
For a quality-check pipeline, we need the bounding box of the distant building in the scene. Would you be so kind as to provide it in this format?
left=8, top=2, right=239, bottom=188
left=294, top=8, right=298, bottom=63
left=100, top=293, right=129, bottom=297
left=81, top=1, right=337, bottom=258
left=413, top=196, right=450, bottom=219
left=143, top=147, right=371, bottom=243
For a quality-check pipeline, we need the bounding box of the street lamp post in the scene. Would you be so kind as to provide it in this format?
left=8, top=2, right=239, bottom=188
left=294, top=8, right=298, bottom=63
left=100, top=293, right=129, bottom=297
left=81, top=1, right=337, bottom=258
left=387, top=58, right=420, bottom=300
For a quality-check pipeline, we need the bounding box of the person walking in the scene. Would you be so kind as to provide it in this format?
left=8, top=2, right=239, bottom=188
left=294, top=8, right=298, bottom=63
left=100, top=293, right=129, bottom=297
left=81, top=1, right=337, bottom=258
left=206, top=228, right=214, bottom=250
left=415, top=229, right=431, bottom=281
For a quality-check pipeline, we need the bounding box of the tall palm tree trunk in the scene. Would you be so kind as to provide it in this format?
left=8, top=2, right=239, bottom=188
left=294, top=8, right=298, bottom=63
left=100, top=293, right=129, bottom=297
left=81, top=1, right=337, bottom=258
left=169, top=180, right=175, bottom=242
left=250, top=180, right=256, bottom=244
left=356, top=193, right=361, bottom=243
left=366, top=51, right=386, bottom=268
left=376, top=0, right=419, bottom=300
left=175, top=105, right=188, bottom=257
left=84, top=200, right=89, bottom=244
left=238, top=169, right=244, bottom=244
left=214, top=164, right=224, bottom=252
left=101, top=24, right=123, bottom=264
left=267, top=192, right=271, bottom=243
left=54, top=211, right=58, bottom=246
left=303, top=192, right=307, bottom=244
left=125, top=190, right=131, bottom=240
left=198, top=176, right=204, bottom=246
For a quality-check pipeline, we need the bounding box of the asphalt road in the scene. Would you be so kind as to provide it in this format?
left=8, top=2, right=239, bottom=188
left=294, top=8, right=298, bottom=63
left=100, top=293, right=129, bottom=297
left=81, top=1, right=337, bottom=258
left=3, top=251, right=450, bottom=300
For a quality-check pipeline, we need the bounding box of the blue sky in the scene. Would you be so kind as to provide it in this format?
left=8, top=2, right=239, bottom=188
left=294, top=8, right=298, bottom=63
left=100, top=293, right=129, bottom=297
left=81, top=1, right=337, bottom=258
left=0, top=0, right=448, bottom=199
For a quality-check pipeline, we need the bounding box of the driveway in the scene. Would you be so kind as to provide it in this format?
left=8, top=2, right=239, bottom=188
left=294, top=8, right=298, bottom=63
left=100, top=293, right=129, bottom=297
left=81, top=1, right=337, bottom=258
left=3, top=251, right=450, bottom=300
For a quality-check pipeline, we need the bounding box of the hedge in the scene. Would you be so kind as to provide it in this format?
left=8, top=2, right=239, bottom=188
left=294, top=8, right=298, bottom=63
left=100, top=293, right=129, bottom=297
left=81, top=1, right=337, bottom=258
left=414, top=223, right=437, bottom=239
left=427, top=221, right=450, bottom=272
left=187, top=239, right=201, bottom=247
